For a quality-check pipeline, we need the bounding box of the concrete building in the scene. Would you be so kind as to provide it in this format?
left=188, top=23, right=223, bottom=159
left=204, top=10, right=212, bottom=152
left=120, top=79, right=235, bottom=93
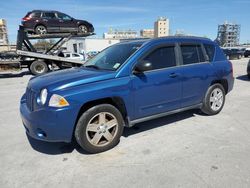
left=0, top=19, right=9, bottom=46
left=103, top=28, right=138, bottom=39
left=217, top=22, right=241, bottom=47
left=154, top=17, right=170, bottom=38
left=140, top=29, right=154, bottom=38
left=63, top=38, right=120, bottom=55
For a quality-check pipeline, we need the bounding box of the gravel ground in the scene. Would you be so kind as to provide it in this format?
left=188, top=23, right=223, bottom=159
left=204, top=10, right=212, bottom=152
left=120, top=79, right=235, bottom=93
left=0, top=58, right=249, bottom=188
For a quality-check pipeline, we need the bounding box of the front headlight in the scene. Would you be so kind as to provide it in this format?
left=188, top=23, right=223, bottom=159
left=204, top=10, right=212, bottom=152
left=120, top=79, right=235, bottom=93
left=40, top=89, right=48, bottom=105
left=49, top=94, right=69, bottom=107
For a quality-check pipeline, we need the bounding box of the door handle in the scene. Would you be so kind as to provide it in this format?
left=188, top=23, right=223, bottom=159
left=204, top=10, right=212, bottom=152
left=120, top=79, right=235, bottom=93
left=169, top=72, right=179, bottom=78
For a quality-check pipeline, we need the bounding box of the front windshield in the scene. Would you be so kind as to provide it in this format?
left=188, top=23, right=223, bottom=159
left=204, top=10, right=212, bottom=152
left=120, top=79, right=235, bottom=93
left=83, top=43, right=142, bottom=71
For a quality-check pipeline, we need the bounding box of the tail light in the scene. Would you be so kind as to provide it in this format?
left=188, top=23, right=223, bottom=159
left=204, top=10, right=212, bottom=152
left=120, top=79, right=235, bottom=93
left=22, top=17, right=31, bottom=21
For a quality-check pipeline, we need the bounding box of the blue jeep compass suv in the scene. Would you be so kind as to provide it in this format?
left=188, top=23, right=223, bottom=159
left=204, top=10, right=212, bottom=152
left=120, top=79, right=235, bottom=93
left=20, top=37, right=234, bottom=153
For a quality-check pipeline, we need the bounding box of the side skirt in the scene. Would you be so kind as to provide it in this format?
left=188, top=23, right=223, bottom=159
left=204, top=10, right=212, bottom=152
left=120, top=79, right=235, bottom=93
left=128, top=103, right=202, bottom=127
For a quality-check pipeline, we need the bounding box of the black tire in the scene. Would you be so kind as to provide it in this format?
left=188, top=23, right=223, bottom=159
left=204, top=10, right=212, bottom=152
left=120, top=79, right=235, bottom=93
left=75, top=104, right=124, bottom=153
left=201, top=83, right=226, bottom=115
left=29, top=60, right=49, bottom=75
left=78, top=24, right=88, bottom=33
left=248, top=74, right=250, bottom=79
left=35, top=25, right=47, bottom=35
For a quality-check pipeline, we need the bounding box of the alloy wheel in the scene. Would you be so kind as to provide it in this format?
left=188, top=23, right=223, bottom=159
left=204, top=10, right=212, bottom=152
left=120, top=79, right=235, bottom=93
left=209, top=88, right=224, bottom=111
left=36, top=26, right=47, bottom=34
left=79, top=25, right=88, bottom=33
left=86, top=112, right=118, bottom=147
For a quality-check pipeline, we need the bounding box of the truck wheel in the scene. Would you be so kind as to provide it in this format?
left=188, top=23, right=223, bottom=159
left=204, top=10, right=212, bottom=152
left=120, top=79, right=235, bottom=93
left=30, top=60, right=49, bottom=75
left=201, top=84, right=225, bottom=115
left=75, top=104, right=124, bottom=153
left=35, top=25, right=47, bottom=35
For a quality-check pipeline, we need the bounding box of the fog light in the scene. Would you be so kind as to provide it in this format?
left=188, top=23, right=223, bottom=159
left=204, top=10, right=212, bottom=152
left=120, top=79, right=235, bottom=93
left=36, top=129, right=47, bottom=138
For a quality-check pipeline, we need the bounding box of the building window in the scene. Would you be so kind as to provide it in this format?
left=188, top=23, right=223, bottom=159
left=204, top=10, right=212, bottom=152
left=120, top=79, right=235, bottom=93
left=73, top=44, right=77, bottom=53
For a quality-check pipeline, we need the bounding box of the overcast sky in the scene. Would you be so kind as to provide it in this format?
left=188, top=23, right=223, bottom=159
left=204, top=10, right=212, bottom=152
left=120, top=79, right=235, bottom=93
left=1, top=0, right=250, bottom=44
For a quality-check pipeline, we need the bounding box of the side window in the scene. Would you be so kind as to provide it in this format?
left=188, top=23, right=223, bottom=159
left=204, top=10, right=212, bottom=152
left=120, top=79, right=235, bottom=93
left=143, top=46, right=176, bottom=71
left=72, top=54, right=80, bottom=57
left=204, top=44, right=215, bottom=62
left=57, top=13, right=72, bottom=20
left=180, top=44, right=205, bottom=65
left=42, top=12, right=56, bottom=19
left=30, top=12, right=41, bottom=18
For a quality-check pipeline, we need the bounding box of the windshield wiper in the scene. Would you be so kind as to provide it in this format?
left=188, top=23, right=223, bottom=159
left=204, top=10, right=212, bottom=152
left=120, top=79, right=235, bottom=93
left=84, top=65, right=100, bottom=70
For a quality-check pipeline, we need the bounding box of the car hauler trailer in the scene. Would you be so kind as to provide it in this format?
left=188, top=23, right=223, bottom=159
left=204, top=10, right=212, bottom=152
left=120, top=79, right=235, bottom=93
left=1, top=25, right=94, bottom=75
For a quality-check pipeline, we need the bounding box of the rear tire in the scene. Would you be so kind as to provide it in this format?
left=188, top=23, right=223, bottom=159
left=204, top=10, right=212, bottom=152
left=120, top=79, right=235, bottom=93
left=35, top=25, right=47, bottom=35
left=201, top=84, right=225, bottom=115
left=75, top=104, right=124, bottom=153
left=29, top=60, right=49, bottom=75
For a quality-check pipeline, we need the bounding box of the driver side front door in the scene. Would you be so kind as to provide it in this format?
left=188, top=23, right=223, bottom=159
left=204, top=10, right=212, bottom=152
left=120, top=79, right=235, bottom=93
left=131, top=44, right=182, bottom=120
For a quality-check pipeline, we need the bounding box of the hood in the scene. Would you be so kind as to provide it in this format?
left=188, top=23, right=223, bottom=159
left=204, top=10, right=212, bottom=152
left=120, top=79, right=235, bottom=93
left=28, top=67, right=116, bottom=92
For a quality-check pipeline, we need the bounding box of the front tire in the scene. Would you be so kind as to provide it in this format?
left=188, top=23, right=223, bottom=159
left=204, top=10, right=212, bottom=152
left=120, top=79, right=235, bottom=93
left=75, top=104, right=124, bottom=153
left=78, top=24, right=88, bottom=33
left=201, top=84, right=225, bottom=115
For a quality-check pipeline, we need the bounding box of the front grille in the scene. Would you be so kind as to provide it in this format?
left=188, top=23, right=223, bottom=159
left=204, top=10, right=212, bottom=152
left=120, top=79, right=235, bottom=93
left=26, top=88, right=36, bottom=111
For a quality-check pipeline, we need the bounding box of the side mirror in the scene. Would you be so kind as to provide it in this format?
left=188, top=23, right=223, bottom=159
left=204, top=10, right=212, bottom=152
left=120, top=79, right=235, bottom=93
left=133, top=60, right=152, bottom=74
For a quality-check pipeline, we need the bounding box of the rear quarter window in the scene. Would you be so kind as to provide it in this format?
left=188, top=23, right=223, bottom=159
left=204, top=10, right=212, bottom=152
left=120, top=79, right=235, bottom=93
left=30, top=12, right=41, bottom=18
left=204, top=44, right=215, bottom=62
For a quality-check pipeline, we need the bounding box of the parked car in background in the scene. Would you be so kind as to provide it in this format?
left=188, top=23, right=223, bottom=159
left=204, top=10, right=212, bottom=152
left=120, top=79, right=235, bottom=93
left=223, top=48, right=245, bottom=60
left=22, top=10, right=94, bottom=35
left=63, top=52, right=85, bottom=61
left=20, top=37, right=234, bottom=153
left=86, top=51, right=99, bottom=59
left=244, top=48, right=250, bottom=57
left=247, top=59, right=250, bottom=79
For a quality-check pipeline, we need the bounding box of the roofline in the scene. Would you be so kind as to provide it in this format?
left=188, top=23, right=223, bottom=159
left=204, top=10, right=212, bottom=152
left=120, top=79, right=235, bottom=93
left=153, top=36, right=212, bottom=41
left=116, top=36, right=213, bottom=46
left=31, top=10, right=62, bottom=13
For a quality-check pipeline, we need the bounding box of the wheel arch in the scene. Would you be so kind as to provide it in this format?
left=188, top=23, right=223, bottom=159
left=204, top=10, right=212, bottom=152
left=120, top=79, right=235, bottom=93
left=210, top=79, right=228, bottom=94
left=34, top=23, right=47, bottom=31
left=75, top=97, right=129, bottom=128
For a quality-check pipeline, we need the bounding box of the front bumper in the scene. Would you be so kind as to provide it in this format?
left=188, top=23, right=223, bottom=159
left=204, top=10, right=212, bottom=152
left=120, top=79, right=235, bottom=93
left=20, top=96, right=79, bottom=143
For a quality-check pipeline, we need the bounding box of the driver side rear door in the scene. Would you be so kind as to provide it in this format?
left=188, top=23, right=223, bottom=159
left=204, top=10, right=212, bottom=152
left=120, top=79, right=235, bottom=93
left=41, top=12, right=60, bottom=32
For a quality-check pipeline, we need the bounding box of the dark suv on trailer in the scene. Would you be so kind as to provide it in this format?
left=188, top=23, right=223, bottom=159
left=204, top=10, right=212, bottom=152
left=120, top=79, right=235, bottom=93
left=22, top=10, right=94, bottom=34
left=20, top=37, right=234, bottom=153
